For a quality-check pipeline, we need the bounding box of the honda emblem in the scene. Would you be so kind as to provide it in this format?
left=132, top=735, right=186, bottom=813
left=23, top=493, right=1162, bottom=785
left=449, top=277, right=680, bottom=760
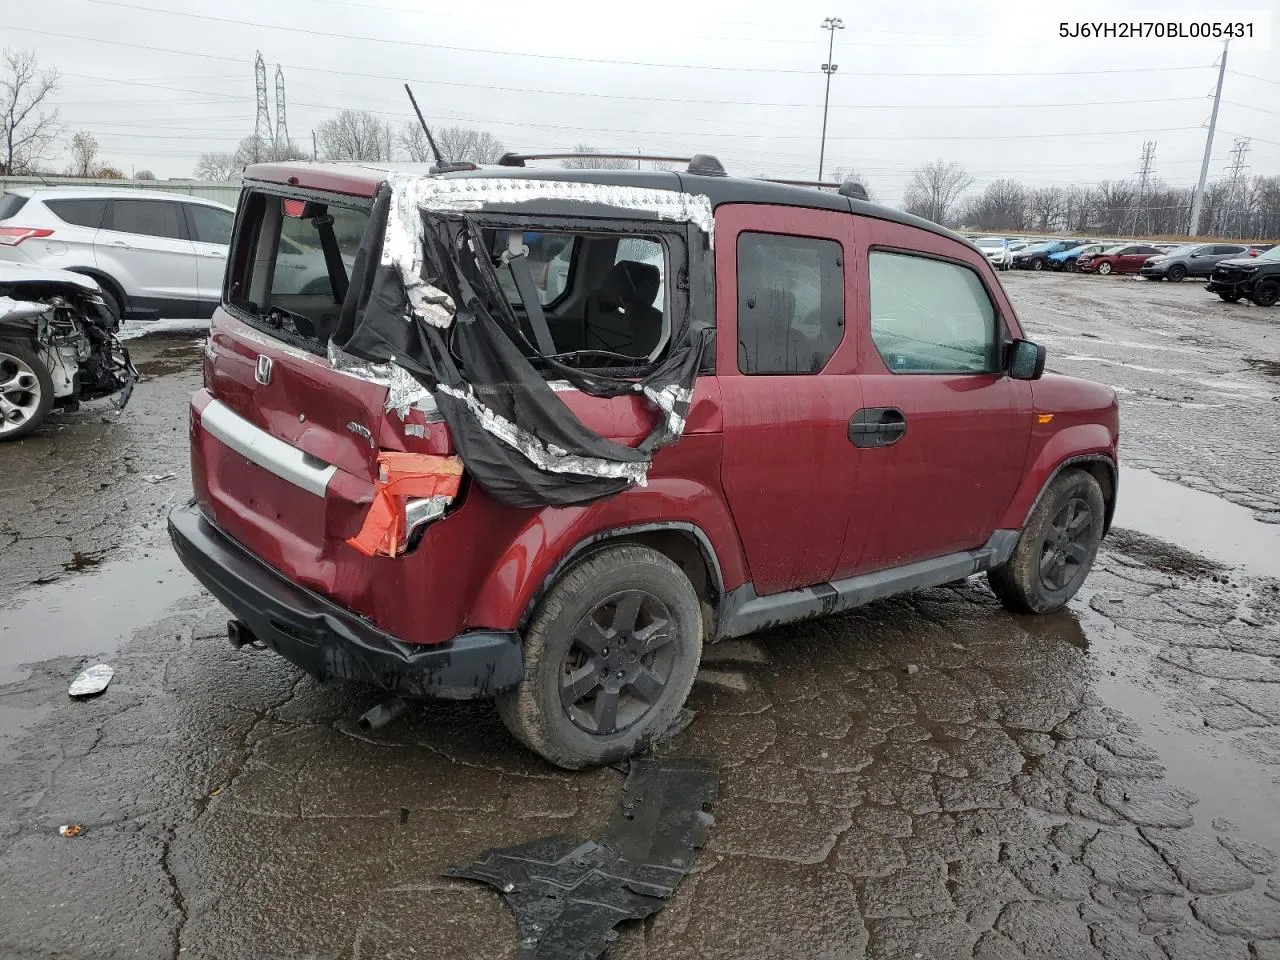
left=255, top=355, right=273, bottom=385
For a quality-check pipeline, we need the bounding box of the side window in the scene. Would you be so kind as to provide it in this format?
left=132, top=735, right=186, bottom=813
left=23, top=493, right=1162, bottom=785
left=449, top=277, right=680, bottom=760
left=868, top=251, right=999, bottom=374
left=105, top=199, right=185, bottom=240
left=737, top=232, right=844, bottom=375
left=1213, top=245, right=1242, bottom=256
left=187, top=204, right=234, bottom=245
left=44, top=198, right=106, bottom=228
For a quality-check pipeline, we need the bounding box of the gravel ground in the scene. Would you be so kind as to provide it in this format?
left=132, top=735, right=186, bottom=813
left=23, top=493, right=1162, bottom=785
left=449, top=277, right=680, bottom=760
left=0, top=274, right=1277, bottom=960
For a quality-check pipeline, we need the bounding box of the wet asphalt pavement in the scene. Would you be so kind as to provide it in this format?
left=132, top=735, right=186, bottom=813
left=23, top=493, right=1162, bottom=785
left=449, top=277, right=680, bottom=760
left=1, top=275, right=1279, bottom=960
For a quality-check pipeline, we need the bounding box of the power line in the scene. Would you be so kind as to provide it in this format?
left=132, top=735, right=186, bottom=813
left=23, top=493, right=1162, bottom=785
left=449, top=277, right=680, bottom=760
left=1226, top=69, right=1280, bottom=88
left=13, top=21, right=1213, bottom=79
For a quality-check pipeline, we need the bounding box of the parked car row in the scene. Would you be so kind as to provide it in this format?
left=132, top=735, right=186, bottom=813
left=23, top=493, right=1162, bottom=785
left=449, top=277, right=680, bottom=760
left=964, top=231, right=1277, bottom=307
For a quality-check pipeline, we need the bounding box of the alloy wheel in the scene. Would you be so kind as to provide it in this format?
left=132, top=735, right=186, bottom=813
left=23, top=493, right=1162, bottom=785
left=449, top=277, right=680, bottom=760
left=1039, top=497, right=1094, bottom=592
left=559, top=589, right=676, bottom=736
left=0, top=351, right=42, bottom=437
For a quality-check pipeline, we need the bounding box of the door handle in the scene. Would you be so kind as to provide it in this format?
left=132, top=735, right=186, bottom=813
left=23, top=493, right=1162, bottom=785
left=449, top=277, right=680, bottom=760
left=105, top=240, right=131, bottom=248
left=849, top=407, right=907, bottom=448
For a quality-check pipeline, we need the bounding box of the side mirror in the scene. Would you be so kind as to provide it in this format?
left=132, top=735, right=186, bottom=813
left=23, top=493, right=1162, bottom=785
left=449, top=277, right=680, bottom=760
left=1008, top=339, right=1046, bottom=381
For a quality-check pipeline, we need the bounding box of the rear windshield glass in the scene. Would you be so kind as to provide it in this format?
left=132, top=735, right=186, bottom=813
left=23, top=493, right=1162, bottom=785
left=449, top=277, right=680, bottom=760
left=0, top=193, right=29, bottom=220
left=227, top=191, right=370, bottom=347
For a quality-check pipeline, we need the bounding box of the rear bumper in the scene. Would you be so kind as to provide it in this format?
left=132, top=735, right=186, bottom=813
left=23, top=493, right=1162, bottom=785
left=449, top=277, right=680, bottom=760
left=167, top=502, right=524, bottom=699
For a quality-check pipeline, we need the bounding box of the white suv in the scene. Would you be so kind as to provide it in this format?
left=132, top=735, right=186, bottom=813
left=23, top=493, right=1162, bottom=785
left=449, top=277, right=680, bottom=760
left=0, top=187, right=236, bottom=320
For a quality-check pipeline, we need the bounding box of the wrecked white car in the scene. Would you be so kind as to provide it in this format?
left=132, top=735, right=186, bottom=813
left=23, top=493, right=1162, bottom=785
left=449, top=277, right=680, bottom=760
left=0, top=262, right=136, bottom=441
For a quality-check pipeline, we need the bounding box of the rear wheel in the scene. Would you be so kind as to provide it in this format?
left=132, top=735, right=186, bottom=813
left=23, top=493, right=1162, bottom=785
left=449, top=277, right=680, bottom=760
left=1218, top=291, right=1242, bottom=303
left=1251, top=280, right=1279, bottom=308
left=496, top=544, right=703, bottom=769
left=0, top=342, right=54, bottom=442
left=1096, top=261, right=1113, bottom=275
left=1167, top=264, right=1187, bottom=282
left=988, top=469, right=1106, bottom=615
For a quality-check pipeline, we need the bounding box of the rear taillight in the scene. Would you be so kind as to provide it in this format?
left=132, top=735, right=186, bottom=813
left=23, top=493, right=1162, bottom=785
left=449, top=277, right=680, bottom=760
left=0, top=226, right=54, bottom=246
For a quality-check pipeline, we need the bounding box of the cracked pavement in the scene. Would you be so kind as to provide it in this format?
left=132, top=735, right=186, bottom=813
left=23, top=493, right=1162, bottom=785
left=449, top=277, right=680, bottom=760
left=1, top=278, right=1279, bottom=960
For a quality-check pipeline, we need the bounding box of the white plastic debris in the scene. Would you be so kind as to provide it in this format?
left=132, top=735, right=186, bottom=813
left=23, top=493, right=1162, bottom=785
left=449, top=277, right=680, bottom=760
left=143, top=473, right=176, bottom=484
left=68, top=663, right=113, bottom=698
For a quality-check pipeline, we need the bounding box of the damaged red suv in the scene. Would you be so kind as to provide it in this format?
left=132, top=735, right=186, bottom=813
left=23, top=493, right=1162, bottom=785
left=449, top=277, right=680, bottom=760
left=169, top=154, right=1120, bottom=769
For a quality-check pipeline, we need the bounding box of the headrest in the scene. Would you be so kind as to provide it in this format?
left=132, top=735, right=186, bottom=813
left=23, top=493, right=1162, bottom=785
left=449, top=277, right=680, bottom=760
left=597, top=260, right=661, bottom=310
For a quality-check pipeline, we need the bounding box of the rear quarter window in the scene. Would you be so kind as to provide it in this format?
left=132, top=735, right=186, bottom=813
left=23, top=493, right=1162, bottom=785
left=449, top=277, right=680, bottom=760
left=0, top=193, right=29, bottom=220
left=44, top=198, right=107, bottom=229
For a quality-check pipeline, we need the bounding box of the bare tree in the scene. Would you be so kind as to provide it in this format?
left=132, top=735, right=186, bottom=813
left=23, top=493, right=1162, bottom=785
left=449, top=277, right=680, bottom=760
left=67, top=130, right=98, bottom=178
left=134, top=169, right=156, bottom=181
left=902, top=160, right=973, bottom=225
left=561, top=144, right=636, bottom=170
left=400, top=124, right=505, bottom=164
left=1093, top=180, right=1136, bottom=234
left=963, top=179, right=1028, bottom=231
left=1061, top=186, right=1094, bottom=233
left=829, top=166, right=876, bottom=201
left=316, top=110, right=392, bottom=162
left=94, top=165, right=124, bottom=180
left=1028, top=186, right=1064, bottom=232
left=194, top=152, right=240, bottom=181
left=1, top=48, right=60, bottom=175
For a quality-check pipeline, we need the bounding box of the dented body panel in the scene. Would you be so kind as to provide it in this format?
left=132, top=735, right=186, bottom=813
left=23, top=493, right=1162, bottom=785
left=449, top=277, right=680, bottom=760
left=172, top=159, right=1120, bottom=702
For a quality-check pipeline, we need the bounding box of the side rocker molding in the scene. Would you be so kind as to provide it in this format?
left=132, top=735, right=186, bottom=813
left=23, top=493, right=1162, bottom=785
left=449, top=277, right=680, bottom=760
left=715, top=530, right=1019, bottom=641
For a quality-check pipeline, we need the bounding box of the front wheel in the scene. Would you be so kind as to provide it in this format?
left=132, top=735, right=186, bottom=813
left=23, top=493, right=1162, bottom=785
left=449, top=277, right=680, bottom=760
left=1096, top=261, right=1113, bottom=275
left=1031, top=257, right=1045, bottom=271
left=1167, top=264, right=1187, bottom=282
left=496, top=544, right=703, bottom=769
left=988, top=469, right=1106, bottom=614
left=1251, top=280, right=1279, bottom=308
left=0, top=342, right=54, bottom=441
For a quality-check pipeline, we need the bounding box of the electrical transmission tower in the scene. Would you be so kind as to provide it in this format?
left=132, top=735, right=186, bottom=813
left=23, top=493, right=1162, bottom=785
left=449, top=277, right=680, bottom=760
left=1224, top=137, right=1251, bottom=237
left=274, top=64, right=290, bottom=159
left=1124, top=140, right=1157, bottom=236
left=253, top=52, right=273, bottom=163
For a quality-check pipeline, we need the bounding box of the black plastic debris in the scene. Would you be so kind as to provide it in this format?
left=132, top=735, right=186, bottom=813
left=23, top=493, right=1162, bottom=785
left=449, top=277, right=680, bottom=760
left=446, top=756, right=717, bottom=959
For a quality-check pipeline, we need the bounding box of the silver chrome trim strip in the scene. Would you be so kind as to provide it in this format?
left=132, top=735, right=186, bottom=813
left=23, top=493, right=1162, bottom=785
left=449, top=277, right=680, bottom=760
left=200, top=399, right=337, bottom=497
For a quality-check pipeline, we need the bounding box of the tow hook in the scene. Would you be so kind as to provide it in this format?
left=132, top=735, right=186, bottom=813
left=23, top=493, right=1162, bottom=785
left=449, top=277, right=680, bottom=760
left=358, top=697, right=408, bottom=732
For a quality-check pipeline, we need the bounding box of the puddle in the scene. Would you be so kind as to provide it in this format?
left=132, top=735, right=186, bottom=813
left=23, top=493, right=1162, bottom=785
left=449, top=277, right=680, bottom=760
left=1114, top=468, right=1280, bottom=579
left=1075, top=596, right=1280, bottom=850
left=1244, top=357, right=1280, bottom=380
left=133, top=342, right=204, bottom=379
left=0, top=548, right=200, bottom=687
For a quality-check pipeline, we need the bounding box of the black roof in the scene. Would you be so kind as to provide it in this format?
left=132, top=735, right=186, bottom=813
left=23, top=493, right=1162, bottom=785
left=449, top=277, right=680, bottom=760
left=442, top=166, right=964, bottom=246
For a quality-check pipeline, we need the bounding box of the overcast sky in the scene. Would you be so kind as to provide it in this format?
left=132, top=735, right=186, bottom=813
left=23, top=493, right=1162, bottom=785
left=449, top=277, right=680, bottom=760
left=8, top=0, right=1279, bottom=203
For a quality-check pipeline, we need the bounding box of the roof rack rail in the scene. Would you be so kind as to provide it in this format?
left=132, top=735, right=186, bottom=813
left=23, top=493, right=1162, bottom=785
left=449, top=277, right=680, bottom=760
left=498, top=151, right=693, bottom=167
left=496, top=151, right=728, bottom=177
left=761, top=177, right=869, bottom=200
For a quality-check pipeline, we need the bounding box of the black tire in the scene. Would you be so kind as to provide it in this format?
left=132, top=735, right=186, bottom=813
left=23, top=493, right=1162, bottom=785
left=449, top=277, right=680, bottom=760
left=988, top=469, right=1106, bottom=615
left=1096, top=261, right=1113, bottom=275
left=1218, top=291, right=1242, bottom=303
left=1167, top=264, right=1187, bottom=282
left=496, top=544, right=703, bottom=770
left=0, top=341, right=55, bottom=442
left=1251, top=280, right=1279, bottom=308
left=1031, top=257, right=1045, bottom=271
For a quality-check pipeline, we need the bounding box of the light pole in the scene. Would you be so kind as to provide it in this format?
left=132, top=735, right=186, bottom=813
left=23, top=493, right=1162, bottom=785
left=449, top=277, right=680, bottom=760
left=818, top=17, right=844, bottom=182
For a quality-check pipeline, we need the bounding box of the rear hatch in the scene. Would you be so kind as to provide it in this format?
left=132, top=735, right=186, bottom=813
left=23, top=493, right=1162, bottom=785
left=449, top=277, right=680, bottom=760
left=191, top=173, right=711, bottom=642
